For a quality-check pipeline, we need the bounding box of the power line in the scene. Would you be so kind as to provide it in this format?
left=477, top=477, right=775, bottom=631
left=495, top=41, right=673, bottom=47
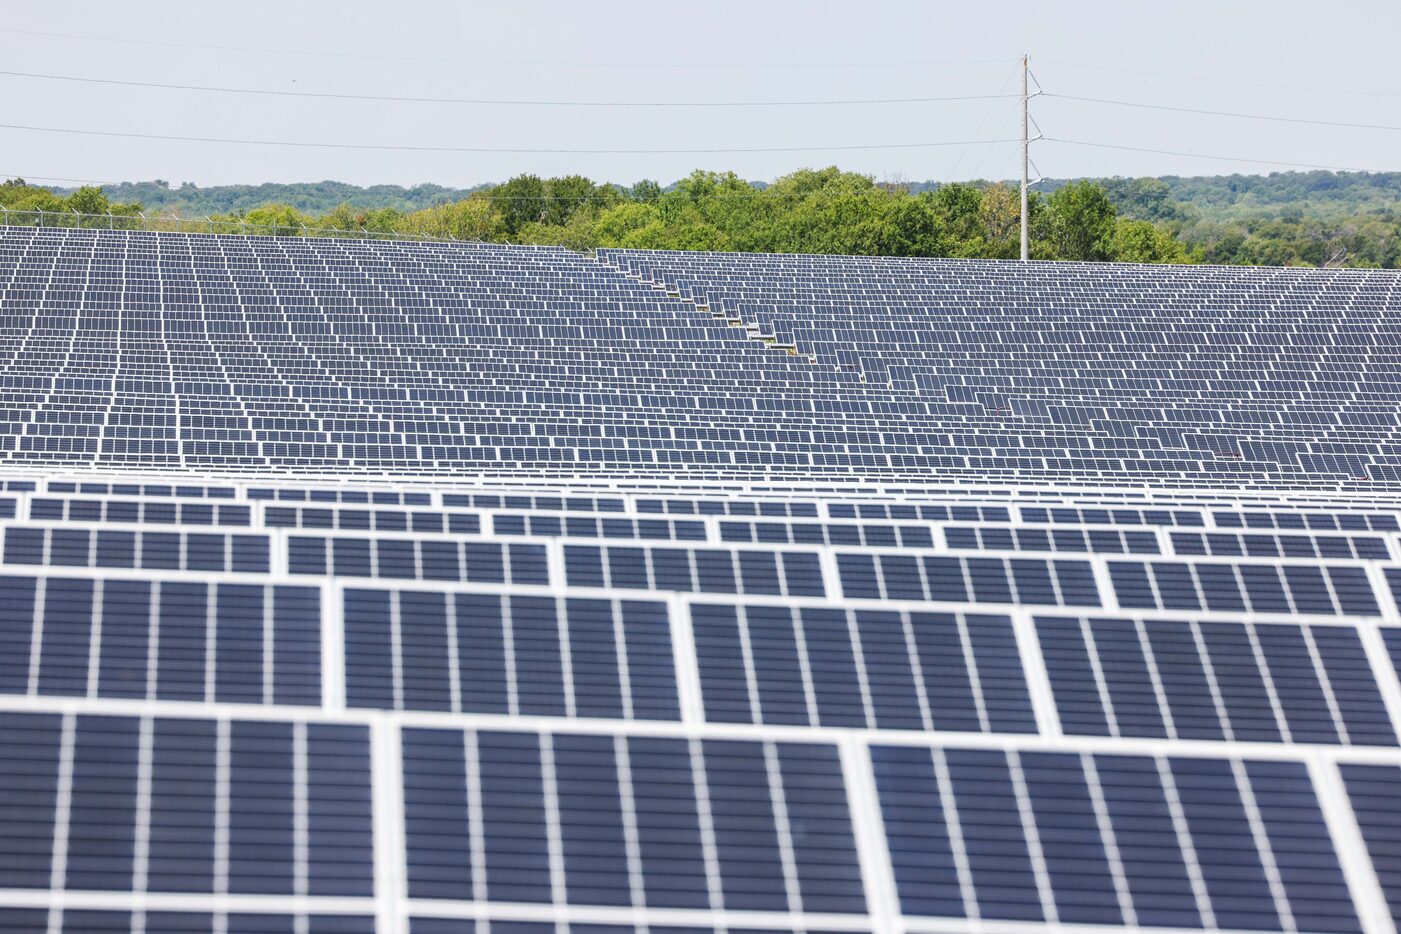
left=1045, top=93, right=1401, bottom=133
left=1040, top=58, right=1401, bottom=100
left=0, top=27, right=1012, bottom=70
left=949, top=62, right=1022, bottom=179
left=1, top=172, right=106, bottom=185
left=1043, top=138, right=1363, bottom=173
left=0, top=68, right=1018, bottom=108
left=1, top=180, right=1006, bottom=201
left=970, top=88, right=1023, bottom=182
left=0, top=121, right=1021, bottom=155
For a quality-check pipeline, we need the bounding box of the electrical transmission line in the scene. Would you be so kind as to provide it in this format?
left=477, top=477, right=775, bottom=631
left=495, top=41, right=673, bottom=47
left=0, top=27, right=1013, bottom=70
left=0, top=69, right=1020, bottom=108
left=0, top=121, right=1022, bottom=155
left=1044, top=93, right=1401, bottom=133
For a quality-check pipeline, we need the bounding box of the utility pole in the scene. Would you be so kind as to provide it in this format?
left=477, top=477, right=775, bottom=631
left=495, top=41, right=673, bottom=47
left=1020, top=52, right=1029, bottom=262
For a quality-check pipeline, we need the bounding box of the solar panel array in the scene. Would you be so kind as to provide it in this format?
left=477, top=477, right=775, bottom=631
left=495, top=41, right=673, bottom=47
left=2, top=226, right=1401, bottom=933
left=6, top=225, right=1401, bottom=487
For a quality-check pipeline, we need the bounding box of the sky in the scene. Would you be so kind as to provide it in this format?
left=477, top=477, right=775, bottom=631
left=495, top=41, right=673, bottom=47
left=2, top=0, right=1398, bottom=189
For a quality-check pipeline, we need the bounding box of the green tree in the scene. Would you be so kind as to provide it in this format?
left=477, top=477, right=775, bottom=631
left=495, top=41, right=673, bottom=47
left=518, top=211, right=600, bottom=252
left=1111, top=219, right=1190, bottom=263
left=1044, top=181, right=1117, bottom=261
left=542, top=175, right=598, bottom=226
left=490, top=175, right=547, bottom=237
left=1102, top=176, right=1187, bottom=221
left=591, top=202, right=662, bottom=246
left=64, top=186, right=110, bottom=217
left=243, top=203, right=311, bottom=236
left=923, top=184, right=984, bottom=253
left=0, top=179, right=65, bottom=219
left=978, top=184, right=1023, bottom=259
left=629, top=179, right=662, bottom=203
left=399, top=197, right=503, bottom=241
left=0, top=169, right=1245, bottom=264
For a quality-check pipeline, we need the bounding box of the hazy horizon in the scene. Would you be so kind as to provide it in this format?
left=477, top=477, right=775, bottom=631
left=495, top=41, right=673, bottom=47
left=3, top=1, right=1397, bottom=189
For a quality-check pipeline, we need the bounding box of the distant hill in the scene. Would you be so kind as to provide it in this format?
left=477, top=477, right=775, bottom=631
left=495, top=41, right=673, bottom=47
left=1147, top=171, right=1401, bottom=221
left=48, top=180, right=490, bottom=216
left=909, top=170, right=1401, bottom=222
left=46, top=170, right=1401, bottom=224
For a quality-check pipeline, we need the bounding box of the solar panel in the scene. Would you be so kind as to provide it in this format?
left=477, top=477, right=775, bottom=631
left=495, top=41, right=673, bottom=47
left=2, top=226, right=1401, bottom=931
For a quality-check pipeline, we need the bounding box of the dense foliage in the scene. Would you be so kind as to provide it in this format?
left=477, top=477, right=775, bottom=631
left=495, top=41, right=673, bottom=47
left=71, top=180, right=487, bottom=216
left=1073, top=173, right=1401, bottom=268
left=1110, top=171, right=1401, bottom=222
left=9, top=168, right=1401, bottom=267
left=0, top=179, right=143, bottom=223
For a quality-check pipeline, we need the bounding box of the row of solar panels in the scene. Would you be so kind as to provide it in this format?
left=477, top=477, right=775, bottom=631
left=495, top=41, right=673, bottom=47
left=0, top=411, right=1392, bottom=483
left=5, top=443, right=1390, bottom=487
left=3, top=707, right=1400, bottom=932
left=5, top=486, right=1401, bottom=548
left=601, top=247, right=1401, bottom=356
left=0, top=418, right=1390, bottom=477
left=8, top=527, right=1401, bottom=622
left=19, top=478, right=1401, bottom=530
left=15, top=500, right=1401, bottom=561
left=0, top=915, right=848, bottom=934
left=6, top=572, right=1401, bottom=749
left=0, top=487, right=1394, bottom=549
left=11, top=223, right=1392, bottom=297
left=6, top=228, right=1401, bottom=486
left=19, top=484, right=1401, bottom=534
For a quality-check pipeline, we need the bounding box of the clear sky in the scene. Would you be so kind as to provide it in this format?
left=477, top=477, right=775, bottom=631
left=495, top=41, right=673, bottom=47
left=2, top=0, right=1397, bottom=189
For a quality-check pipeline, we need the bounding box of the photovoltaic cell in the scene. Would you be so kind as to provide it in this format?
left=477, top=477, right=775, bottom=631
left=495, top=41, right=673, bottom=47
left=344, top=588, right=678, bottom=720
left=0, top=575, right=320, bottom=705
left=1037, top=615, right=1396, bottom=746
left=691, top=603, right=1034, bottom=732
left=873, top=744, right=1359, bottom=932
left=0, top=711, right=372, bottom=899
left=401, top=727, right=864, bottom=915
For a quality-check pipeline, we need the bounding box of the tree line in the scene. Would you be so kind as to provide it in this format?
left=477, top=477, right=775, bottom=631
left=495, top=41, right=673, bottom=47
left=86, top=179, right=487, bottom=217
left=4, top=168, right=1399, bottom=267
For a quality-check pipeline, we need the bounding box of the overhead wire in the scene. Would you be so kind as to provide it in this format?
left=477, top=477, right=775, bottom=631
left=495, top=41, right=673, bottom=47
left=0, top=31, right=1384, bottom=182
left=1039, top=58, right=1401, bottom=100
left=0, top=27, right=1013, bottom=70
left=0, top=185, right=1005, bottom=202
left=0, top=121, right=1023, bottom=155
left=1042, top=138, right=1363, bottom=173
left=948, top=62, right=1022, bottom=179
left=1025, top=66, right=1379, bottom=179
left=1044, top=93, right=1401, bottom=133
left=0, top=68, right=1019, bottom=108
left=0, top=172, right=106, bottom=185
left=971, top=100, right=1021, bottom=180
